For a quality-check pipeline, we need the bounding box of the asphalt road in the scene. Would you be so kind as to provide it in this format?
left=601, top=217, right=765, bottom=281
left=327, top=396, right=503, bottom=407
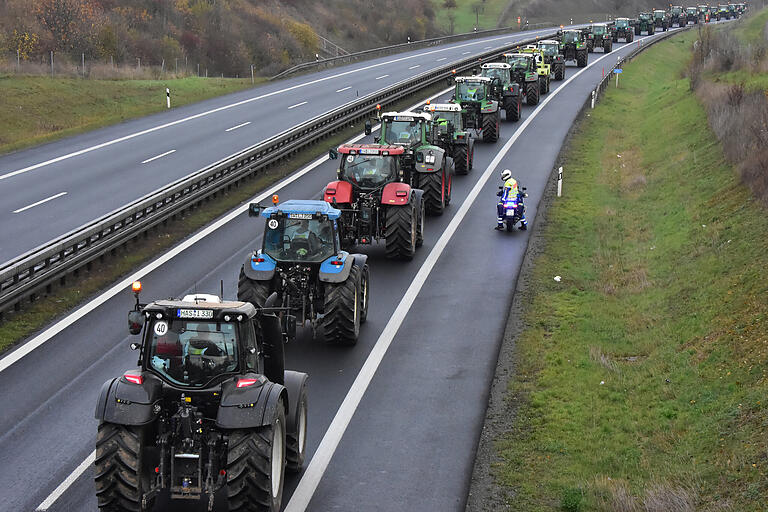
left=0, top=27, right=695, bottom=512
left=0, top=27, right=564, bottom=264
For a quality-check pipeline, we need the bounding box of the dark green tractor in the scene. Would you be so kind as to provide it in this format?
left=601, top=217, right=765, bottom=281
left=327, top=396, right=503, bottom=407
left=636, top=12, right=654, bottom=34
left=686, top=6, right=700, bottom=24
left=653, top=9, right=669, bottom=31
left=612, top=17, right=635, bottom=42
left=670, top=5, right=685, bottom=26
left=558, top=29, right=588, bottom=68
left=504, top=53, right=544, bottom=105
left=450, top=76, right=501, bottom=143
left=537, top=39, right=566, bottom=80
left=585, top=23, right=613, bottom=53
left=424, top=103, right=475, bottom=174
left=480, top=62, right=523, bottom=122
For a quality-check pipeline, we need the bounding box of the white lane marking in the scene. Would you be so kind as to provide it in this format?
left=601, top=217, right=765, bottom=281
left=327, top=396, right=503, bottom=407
left=141, top=149, right=176, bottom=164
left=484, top=46, right=493, bottom=49
left=462, top=51, right=471, bottom=54
left=284, top=40, right=649, bottom=511
left=408, top=65, right=420, bottom=70
left=0, top=32, right=546, bottom=182
left=225, top=121, right=251, bottom=132
left=375, top=75, right=389, bottom=80
left=288, top=101, right=308, bottom=109
left=436, top=57, right=447, bottom=61
left=335, top=87, right=351, bottom=93
left=12, top=192, right=68, bottom=214
left=36, top=451, right=95, bottom=511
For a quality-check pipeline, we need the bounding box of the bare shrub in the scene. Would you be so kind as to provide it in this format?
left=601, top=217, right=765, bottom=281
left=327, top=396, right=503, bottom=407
left=589, top=346, right=620, bottom=373
left=642, top=482, right=698, bottom=512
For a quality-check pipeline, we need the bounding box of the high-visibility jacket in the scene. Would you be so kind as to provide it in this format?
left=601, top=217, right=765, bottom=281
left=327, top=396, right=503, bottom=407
left=499, top=178, right=520, bottom=202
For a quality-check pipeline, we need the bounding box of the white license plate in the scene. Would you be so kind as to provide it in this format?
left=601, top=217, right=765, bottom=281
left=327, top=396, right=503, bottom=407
left=506, top=209, right=516, bottom=216
left=177, top=309, right=214, bottom=319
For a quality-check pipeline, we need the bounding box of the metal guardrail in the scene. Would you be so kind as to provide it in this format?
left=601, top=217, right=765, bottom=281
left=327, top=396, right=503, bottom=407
left=270, top=23, right=558, bottom=80
left=0, top=33, right=558, bottom=317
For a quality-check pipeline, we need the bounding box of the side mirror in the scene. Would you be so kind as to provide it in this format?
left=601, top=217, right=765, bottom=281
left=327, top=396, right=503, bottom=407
left=128, top=310, right=144, bottom=335
left=364, top=120, right=372, bottom=136
left=329, top=148, right=338, bottom=160
left=248, top=203, right=261, bottom=217
left=522, top=187, right=527, bottom=191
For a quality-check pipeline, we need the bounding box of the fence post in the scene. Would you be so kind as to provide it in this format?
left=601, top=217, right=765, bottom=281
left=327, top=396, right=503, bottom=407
left=82, top=53, right=85, bottom=77
left=138, top=57, right=141, bottom=71
left=251, top=64, right=254, bottom=84
left=50, top=50, right=54, bottom=77
left=17, top=49, right=20, bottom=73
left=161, top=58, right=165, bottom=74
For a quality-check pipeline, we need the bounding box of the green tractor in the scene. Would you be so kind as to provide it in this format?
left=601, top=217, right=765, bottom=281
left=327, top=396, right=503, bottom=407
left=686, top=6, right=700, bottom=24
left=653, top=9, right=670, bottom=31
left=377, top=111, right=454, bottom=215
left=518, top=46, right=554, bottom=94
left=536, top=39, right=566, bottom=80
left=669, top=5, right=685, bottom=26
left=558, top=29, right=588, bottom=68
left=727, top=3, right=737, bottom=17
left=423, top=102, right=475, bottom=174
left=636, top=12, right=654, bottom=34
left=698, top=5, right=711, bottom=22
left=479, top=62, right=523, bottom=122
left=503, top=52, right=545, bottom=105
left=451, top=75, right=502, bottom=143
left=716, top=4, right=729, bottom=19
left=612, top=17, right=635, bottom=42
left=584, top=23, right=613, bottom=53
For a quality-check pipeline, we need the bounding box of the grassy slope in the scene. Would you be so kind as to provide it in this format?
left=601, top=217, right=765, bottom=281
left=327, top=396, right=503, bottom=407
left=497, top=30, right=768, bottom=511
left=705, top=7, right=768, bottom=90
left=431, top=0, right=512, bottom=34
left=0, top=76, right=259, bottom=155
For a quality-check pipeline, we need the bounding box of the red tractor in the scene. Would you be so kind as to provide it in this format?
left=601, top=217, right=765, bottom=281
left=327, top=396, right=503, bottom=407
left=325, top=144, right=425, bottom=260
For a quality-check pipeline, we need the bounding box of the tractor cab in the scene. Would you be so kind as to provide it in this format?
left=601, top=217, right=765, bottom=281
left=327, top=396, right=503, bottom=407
left=654, top=9, right=667, bottom=19
left=561, top=29, right=583, bottom=44
left=379, top=111, right=433, bottom=148
left=591, top=23, right=608, bottom=35
left=615, top=17, right=631, bottom=29
left=537, top=40, right=561, bottom=58
left=453, top=76, right=493, bottom=103
left=424, top=103, right=463, bottom=134
left=331, top=144, right=405, bottom=190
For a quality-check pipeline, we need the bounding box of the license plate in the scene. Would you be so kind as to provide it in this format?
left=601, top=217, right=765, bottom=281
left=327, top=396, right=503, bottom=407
left=288, top=213, right=313, bottom=219
left=177, top=309, right=214, bottom=319
left=506, top=209, right=516, bottom=216
left=359, top=148, right=379, bottom=155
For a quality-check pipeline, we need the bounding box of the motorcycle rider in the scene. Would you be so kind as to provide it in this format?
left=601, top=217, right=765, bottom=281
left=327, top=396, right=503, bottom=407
left=496, top=169, right=528, bottom=230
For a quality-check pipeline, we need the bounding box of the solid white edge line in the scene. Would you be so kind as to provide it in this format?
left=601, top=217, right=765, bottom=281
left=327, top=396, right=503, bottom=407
left=284, top=36, right=656, bottom=511
left=12, top=192, right=68, bottom=214
left=335, top=87, right=352, bottom=93
left=36, top=450, right=95, bottom=511
left=140, top=149, right=176, bottom=164
left=0, top=31, right=549, bottom=182
left=288, top=101, right=308, bottom=109
left=225, top=121, right=251, bottom=132
left=25, top=85, right=456, bottom=511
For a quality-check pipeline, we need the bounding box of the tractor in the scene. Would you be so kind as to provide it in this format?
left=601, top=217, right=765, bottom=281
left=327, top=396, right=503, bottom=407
left=584, top=23, right=613, bottom=52
left=612, top=17, right=635, bottom=42
left=377, top=111, right=453, bottom=214
left=238, top=199, right=370, bottom=345
left=653, top=9, right=670, bottom=31
left=95, top=282, right=309, bottom=512
left=504, top=52, right=545, bottom=105
left=698, top=5, right=711, bottom=22
left=717, top=4, right=729, bottom=19
left=423, top=102, right=475, bottom=174
left=558, top=29, right=589, bottom=68
left=537, top=39, right=566, bottom=80
left=517, top=46, right=554, bottom=93
left=686, top=6, right=700, bottom=24
left=670, top=5, right=685, bottom=26
left=451, top=75, right=502, bottom=143
left=727, top=3, right=737, bottom=17
left=323, top=143, right=424, bottom=260
left=480, top=62, right=524, bottom=121
left=636, top=12, right=654, bottom=35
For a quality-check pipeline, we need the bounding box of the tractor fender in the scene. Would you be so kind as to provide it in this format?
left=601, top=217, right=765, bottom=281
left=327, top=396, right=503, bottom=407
left=216, top=376, right=287, bottom=429
left=242, top=252, right=276, bottom=281
left=480, top=100, right=499, bottom=114
left=350, top=253, right=368, bottom=270
left=95, top=373, right=162, bottom=426
left=318, top=251, right=353, bottom=283
left=283, top=370, right=308, bottom=435
left=503, top=83, right=521, bottom=97
left=381, top=182, right=412, bottom=205
left=324, top=180, right=353, bottom=204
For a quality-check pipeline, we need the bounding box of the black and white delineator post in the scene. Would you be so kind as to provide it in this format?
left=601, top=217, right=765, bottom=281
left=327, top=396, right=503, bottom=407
left=557, top=166, right=563, bottom=197
left=166, top=88, right=170, bottom=109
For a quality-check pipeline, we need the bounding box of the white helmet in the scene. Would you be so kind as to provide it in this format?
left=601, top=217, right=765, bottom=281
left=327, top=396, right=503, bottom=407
left=501, top=169, right=512, bottom=181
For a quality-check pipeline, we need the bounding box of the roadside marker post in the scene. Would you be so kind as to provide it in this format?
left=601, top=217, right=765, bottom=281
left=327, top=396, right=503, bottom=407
left=591, top=90, right=596, bottom=108
left=614, top=67, right=622, bottom=87
left=557, top=167, right=563, bottom=197
left=166, top=88, right=170, bottom=109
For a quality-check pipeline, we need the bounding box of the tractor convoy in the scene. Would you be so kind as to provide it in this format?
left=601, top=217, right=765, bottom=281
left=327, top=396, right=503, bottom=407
left=93, top=9, right=743, bottom=511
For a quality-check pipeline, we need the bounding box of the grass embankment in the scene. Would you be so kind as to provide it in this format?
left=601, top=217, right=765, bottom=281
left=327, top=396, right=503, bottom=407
left=0, top=76, right=261, bottom=154
left=431, top=0, right=511, bottom=33
left=497, top=30, right=768, bottom=511
left=704, top=7, right=768, bottom=90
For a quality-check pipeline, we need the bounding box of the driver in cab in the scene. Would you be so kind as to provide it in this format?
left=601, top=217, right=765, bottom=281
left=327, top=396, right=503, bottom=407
left=286, top=219, right=320, bottom=257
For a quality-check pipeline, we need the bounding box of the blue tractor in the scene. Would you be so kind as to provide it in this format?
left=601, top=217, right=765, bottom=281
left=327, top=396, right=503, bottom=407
left=237, top=199, right=370, bottom=346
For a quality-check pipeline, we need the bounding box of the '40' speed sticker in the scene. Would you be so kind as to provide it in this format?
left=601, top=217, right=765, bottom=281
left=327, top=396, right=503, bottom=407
left=268, top=219, right=279, bottom=229
left=154, top=320, right=168, bottom=336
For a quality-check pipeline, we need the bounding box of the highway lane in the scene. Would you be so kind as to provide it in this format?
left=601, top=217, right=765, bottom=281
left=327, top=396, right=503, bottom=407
left=0, top=29, right=683, bottom=512
left=0, top=27, right=562, bottom=264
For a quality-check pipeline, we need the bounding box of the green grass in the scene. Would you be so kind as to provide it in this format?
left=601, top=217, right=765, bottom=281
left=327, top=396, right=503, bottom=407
left=431, top=0, right=513, bottom=34
left=0, top=76, right=262, bottom=155
left=496, top=30, right=768, bottom=511
left=733, top=5, right=768, bottom=43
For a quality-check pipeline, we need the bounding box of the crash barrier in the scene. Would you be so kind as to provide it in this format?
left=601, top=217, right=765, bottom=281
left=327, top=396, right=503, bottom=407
left=270, top=23, right=558, bottom=80
left=0, top=32, right=559, bottom=317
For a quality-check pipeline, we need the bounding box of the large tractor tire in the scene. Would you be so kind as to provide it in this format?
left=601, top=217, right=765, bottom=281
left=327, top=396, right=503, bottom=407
left=628, top=31, right=634, bottom=42
left=604, top=40, right=613, bottom=52
left=545, top=75, right=551, bottom=93
left=554, top=62, right=565, bottom=81
left=358, top=263, right=370, bottom=323
left=538, top=76, right=547, bottom=95
left=525, top=81, right=539, bottom=106
left=238, top=267, right=271, bottom=308
left=286, top=382, right=308, bottom=473
left=504, top=95, right=520, bottom=122
left=481, top=110, right=500, bottom=143
left=226, top=404, right=286, bottom=512
left=420, top=167, right=451, bottom=215
left=95, top=423, right=150, bottom=512
left=322, top=264, right=361, bottom=345
left=587, top=40, right=594, bottom=53
left=576, top=51, right=587, bottom=68
left=384, top=201, right=416, bottom=260
left=413, top=190, right=425, bottom=248
left=454, top=144, right=470, bottom=174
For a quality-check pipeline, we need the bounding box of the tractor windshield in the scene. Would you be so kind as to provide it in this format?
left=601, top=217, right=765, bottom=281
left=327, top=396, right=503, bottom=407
left=383, top=119, right=424, bottom=144
left=506, top=56, right=530, bottom=70
left=640, top=13, right=651, bottom=20
left=264, top=216, right=336, bottom=262
left=481, top=68, right=507, bottom=82
left=671, top=6, right=683, bottom=14
left=456, top=82, right=486, bottom=101
left=654, top=10, right=665, bottom=18
left=563, top=31, right=579, bottom=43
left=615, top=19, right=629, bottom=28
left=148, top=319, right=239, bottom=387
left=687, top=7, right=697, bottom=14
left=538, top=43, right=559, bottom=56
left=340, top=153, right=397, bottom=189
left=432, top=111, right=462, bottom=131
left=593, top=25, right=606, bottom=34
